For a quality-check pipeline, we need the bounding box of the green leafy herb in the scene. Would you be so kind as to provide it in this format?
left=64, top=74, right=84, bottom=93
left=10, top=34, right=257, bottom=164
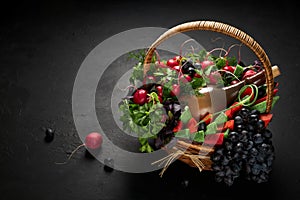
left=214, top=112, right=228, bottom=124
left=250, top=95, right=280, bottom=113
left=234, top=64, right=244, bottom=78
left=180, top=106, right=192, bottom=124
left=191, top=130, right=205, bottom=143
left=205, top=122, right=217, bottom=135
left=215, top=57, right=226, bottom=69
left=175, top=129, right=190, bottom=139
left=119, top=95, right=166, bottom=152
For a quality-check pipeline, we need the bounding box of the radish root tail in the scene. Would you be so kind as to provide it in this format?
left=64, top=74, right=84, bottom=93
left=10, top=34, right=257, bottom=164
left=55, top=144, right=85, bottom=165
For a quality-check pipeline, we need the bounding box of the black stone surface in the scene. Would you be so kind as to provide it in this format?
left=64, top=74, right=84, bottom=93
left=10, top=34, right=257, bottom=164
left=0, top=0, right=299, bottom=200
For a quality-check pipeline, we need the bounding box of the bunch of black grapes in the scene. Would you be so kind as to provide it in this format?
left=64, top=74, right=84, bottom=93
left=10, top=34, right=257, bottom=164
left=211, top=107, right=275, bottom=186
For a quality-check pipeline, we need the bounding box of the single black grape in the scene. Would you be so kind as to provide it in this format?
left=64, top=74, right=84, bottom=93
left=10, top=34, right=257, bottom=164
left=181, top=61, right=195, bottom=75
left=238, top=107, right=249, bottom=119
left=250, top=109, right=260, bottom=116
left=263, top=129, right=272, bottom=139
left=256, top=120, right=265, bottom=131
left=253, top=133, right=263, bottom=144
left=235, top=124, right=245, bottom=133
left=234, top=115, right=243, bottom=125
left=45, top=128, right=55, bottom=142
left=225, top=141, right=233, bottom=151
left=197, top=121, right=207, bottom=132
left=245, top=141, right=254, bottom=150
left=235, top=142, right=244, bottom=152
left=246, top=124, right=255, bottom=132
left=212, top=154, right=222, bottom=162
left=104, top=158, right=114, bottom=172
left=250, top=147, right=259, bottom=156
left=249, top=114, right=259, bottom=124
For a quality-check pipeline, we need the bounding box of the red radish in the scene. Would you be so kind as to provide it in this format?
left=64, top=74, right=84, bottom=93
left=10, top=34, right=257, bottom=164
left=172, top=65, right=181, bottom=72
left=167, top=58, right=178, bottom=68
left=170, top=84, right=180, bottom=97
left=133, top=89, right=148, bottom=105
left=85, top=132, right=103, bottom=149
left=187, top=117, right=198, bottom=133
left=184, top=75, right=192, bottom=82
left=223, top=66, right=235, bottom=73
left=156, top=85, right=163, bottom=97
left=55, top=132, right=103, bottom=164
left=173, top=55, right=182, bottom=63
left=173, top=120, right=183, bottom=133
left=179, top=74, right=192, bottom=83
left=157, top=95, right=163, bottom=103
left=242, top=70, right=256, bottom=79
left=201, top=60, right=214, bottom=69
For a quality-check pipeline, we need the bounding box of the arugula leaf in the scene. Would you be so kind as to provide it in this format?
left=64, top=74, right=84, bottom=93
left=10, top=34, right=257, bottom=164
left=205, top=122, right=217, bottom=135
left=175, top=129, right=190, bottom=139
left=234, top=64, right=244, bottom=78
left=215, top=57, right=226, bottom=69
left=180, top=106, right=192, bottom=124
left=250, top=96, right=280, bottom=113
left=190, top=130, right=205, bottom=143
left=214, top=112, right=228, bottom=124
left=191, top=77, right=205, bottom=89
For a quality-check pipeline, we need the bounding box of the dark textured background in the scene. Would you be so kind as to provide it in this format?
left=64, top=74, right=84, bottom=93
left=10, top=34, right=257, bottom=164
left=1, top=0, right=299, bottom=199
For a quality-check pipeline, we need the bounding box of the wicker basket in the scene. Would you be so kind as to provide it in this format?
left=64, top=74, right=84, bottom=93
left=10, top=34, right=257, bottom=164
left=143, top=21, right=278, bottom=173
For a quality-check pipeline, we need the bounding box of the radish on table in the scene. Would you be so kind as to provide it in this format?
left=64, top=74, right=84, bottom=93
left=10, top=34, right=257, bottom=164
left=56, top=132, right=103, bottom=164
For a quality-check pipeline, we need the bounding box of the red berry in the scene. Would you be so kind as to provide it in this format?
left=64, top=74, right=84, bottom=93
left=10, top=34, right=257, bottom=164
left=242, top=70, right=256, bottom=79
left=156, top=85, right=163, bottom=97
left=172, top=65, right=181, bottom=72
left=167, top=59, right=178, bottom=68
left=85, top=132, right=103, bottom=149
left=223, top=66, right=235, bottom=73
left=185, top=75, right=192, bottom=82
left=170, top=84, right=180, bottom=97
left=179, top=74, right=192, bottom=83
left=201, top=60, right=214, bottom=69
left=173, top=55, right=182, bottom=63
left=133, top=89, right=148, bottom=105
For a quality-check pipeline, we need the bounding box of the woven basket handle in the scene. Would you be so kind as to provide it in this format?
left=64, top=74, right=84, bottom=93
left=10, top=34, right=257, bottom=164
left=143, top=21, right=274, bottom=113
